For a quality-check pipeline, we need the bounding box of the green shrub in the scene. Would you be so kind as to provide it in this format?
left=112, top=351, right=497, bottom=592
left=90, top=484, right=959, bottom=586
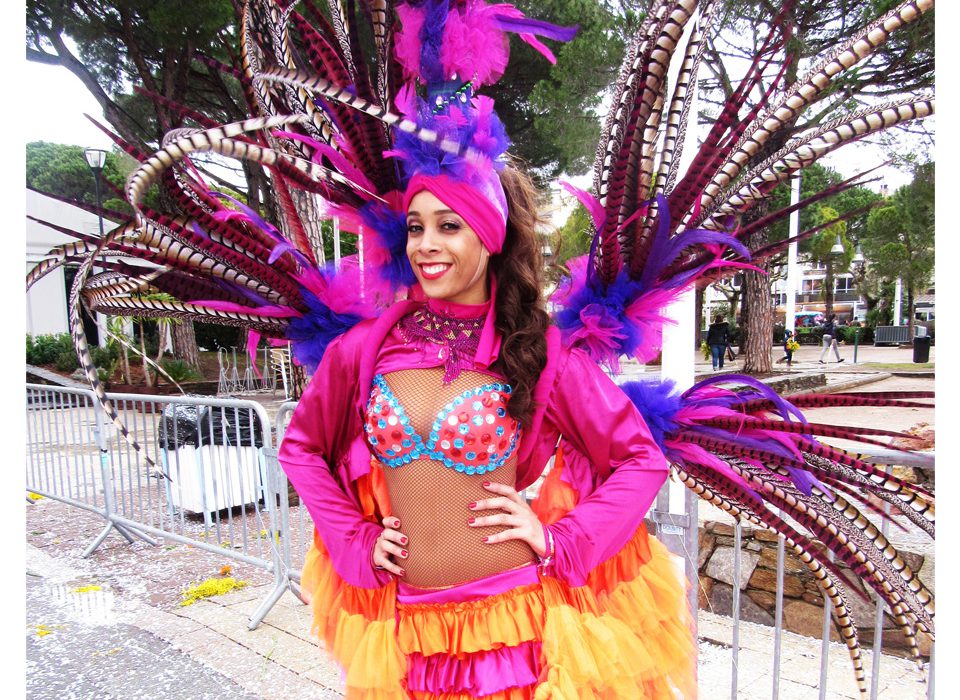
left=772, top=324, right=786, bottom=344
left=26, top=333, right=75, bottom=365
left=160, top=358, right=202, bottom=383
left=89, top=344, right=118, bottom=369
left=54, top=349, right=80, bottom=372
left=839, top=326, right=873, bottom=344
left=726, top=321, right=741, bottom=345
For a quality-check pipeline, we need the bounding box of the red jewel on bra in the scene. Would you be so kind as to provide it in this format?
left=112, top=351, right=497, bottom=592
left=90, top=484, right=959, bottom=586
left=365, top=374, right=521, bottom=472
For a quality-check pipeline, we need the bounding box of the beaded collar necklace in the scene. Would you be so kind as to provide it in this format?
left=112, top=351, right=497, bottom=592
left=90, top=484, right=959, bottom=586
left=398, top=305, right=486, bottom=384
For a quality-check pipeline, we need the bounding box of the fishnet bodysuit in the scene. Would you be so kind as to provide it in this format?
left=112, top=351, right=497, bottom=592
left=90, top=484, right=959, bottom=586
left=376, top=367, right=535, bottom=588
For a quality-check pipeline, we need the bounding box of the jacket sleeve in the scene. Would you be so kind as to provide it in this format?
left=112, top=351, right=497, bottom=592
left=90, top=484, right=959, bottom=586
left=539, top=349, right=669, bottom=586
left=277, top=330, right=392, bottom=589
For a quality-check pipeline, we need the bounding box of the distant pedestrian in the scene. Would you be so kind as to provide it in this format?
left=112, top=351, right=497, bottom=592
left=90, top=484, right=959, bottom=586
left=707, top=315, right=730, bottom=370
left=818, top=314, right=844, bottom=363
left=777, top=329, right=798, bottom=366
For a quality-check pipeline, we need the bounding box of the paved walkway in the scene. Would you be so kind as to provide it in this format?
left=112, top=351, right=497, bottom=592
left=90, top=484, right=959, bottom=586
left=25, top=342, right=935, bottom=699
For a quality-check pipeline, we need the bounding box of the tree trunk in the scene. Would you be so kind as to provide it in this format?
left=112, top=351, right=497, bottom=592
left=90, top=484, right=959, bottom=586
left=139, top=322, right=154, bottom=387
left=738, top=280, right=748, bottom=355
left=742, top=267, right=773, bottom=373
left=292, top=188, right=327, bottom=265
left=824, top=257, right=835, bottom=318
left=172, top=320, right=201, bottom=368
left=119, top=345, right=131, bottom=385
left=694, top=287, right=705, bottom=346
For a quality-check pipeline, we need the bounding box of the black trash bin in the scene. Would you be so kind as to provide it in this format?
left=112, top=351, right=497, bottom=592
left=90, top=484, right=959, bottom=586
left=157, top=404, right=266, bottom=450
left=158, top=403, right=266, bottom=515
left=913, top=336, right=931, bottom=363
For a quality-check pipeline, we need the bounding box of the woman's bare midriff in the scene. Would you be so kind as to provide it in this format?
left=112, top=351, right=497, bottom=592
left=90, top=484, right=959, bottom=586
left=377, top=368, right=535, bottom=589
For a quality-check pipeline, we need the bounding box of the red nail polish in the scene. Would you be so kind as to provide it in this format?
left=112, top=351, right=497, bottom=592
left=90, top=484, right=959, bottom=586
left=468, top=517, right=475, bottom=525
left=468, top=501, right=476, bottom=509
left=481, top=536, right=489, bottom=543
left=399, top=569, right=405, bottom=576
left=399, top=536, right=408, bottom=545
left=482, top=481, right=491, bottom=487
left=401, top=549, right=408, bottom=557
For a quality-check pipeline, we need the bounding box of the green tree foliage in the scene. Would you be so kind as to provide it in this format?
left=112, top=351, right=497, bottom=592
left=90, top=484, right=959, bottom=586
left=864, top=162, right=934, bottom=331
left=704, top=1, right=934, bottom=129
left=492, top=0, right=628, bottom=177
left=27, top=0, right=240, bottom=147
left=26, top=0, right=629, bottom=184
left=545, top=203, right=594, bottom=284
left=426, top=0, right=628, bottom=179
left=26, top=141, right=133, bottom=213
left=767, top=164, right=882, bottom=253
left=26, top=0, right=263, bottom=211
left=808, top=207, right=853, bottom=268
left=807, top=206, right=854, bottom=317
left=702, top=1, right=933, bottom=373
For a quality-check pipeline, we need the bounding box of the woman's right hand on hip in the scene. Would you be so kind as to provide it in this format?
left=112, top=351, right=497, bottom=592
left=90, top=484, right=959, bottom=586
left=372, top=516, right=408, bottom=577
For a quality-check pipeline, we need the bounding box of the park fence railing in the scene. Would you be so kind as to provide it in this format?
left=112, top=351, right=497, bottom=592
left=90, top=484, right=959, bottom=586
left=26, top=384, right=933, bottom=696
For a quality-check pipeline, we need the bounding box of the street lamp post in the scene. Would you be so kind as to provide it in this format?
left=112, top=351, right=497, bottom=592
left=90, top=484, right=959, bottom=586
left=84, top=148, right=108, bottom=347
left=84, top=148, right=107, bottom=241
left=851, top=242, right=866, bottom=364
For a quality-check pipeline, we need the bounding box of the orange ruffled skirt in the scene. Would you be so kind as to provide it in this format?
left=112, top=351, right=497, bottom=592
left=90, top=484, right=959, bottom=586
left=300, top=521, right=695, bottom=699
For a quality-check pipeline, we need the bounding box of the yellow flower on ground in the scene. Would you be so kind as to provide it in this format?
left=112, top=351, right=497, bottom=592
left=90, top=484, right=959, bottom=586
left=181, top=577, right=248, bottom=606
left=70, top=585, right=103, bottom=593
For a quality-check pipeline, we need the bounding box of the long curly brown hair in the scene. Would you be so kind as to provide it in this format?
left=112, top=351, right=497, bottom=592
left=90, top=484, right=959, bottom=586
left=490, top=165, right=550, bottom=425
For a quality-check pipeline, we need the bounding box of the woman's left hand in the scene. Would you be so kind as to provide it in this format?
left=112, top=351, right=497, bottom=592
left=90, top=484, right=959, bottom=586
left=468, top=481, right=547, bottom=557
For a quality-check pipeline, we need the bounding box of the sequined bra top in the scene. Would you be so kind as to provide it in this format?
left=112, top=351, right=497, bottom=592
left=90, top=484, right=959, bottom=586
left=364, top=373, right=521, bottom=474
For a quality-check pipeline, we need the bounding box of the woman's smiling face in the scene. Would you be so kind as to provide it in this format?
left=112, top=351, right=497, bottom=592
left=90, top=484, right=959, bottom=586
left=406, top=190, right=490, bottom=305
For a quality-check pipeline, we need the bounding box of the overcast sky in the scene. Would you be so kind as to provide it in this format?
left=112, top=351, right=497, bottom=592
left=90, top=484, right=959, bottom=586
left=21, top=58, right=117, bottom=151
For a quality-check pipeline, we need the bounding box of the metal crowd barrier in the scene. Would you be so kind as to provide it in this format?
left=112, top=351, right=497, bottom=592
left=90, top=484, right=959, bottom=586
left=273, top=402, right=314, bottom=595
left=873, top=325, right=913, bottom=345
left=26, top=383, right=285, bottom=629
left=716, top=448, right=934, bottom=700
left=27, top=385, right=934, bottom=696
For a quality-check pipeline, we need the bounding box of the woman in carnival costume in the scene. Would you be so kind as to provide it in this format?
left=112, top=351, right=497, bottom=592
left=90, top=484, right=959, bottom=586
left=277, top=5, right=695, bottom=694
left=27, top=1, right=934, bottom=698
left=279, top=164, right=696, bottom=698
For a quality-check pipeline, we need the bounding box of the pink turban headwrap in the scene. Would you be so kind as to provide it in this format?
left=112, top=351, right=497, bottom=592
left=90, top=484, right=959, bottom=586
left=402, top=172, right=507, bottom=367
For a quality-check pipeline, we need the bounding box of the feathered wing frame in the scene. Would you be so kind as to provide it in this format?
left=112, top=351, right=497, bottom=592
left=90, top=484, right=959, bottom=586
left=26, top=1, right=934, bottom=693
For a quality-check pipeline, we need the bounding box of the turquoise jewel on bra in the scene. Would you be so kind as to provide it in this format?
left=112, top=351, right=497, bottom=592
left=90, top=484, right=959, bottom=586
left=363, top=374, right=521, bottom=473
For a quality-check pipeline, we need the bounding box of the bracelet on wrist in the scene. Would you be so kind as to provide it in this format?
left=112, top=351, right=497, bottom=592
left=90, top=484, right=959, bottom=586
left=537, top=526, right=555, bottom=569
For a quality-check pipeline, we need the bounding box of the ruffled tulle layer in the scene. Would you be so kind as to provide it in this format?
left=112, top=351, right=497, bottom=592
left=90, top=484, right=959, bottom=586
left=300, top=523, right=695, bottom=699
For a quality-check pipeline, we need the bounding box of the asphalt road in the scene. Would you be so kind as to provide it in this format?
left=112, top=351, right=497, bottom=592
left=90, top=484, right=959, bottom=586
left=25, top=551, right=261, bottom=700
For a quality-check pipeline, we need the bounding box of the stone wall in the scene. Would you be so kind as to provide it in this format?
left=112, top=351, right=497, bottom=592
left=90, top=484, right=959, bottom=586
left=697, top=521, right=933, bottom=659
